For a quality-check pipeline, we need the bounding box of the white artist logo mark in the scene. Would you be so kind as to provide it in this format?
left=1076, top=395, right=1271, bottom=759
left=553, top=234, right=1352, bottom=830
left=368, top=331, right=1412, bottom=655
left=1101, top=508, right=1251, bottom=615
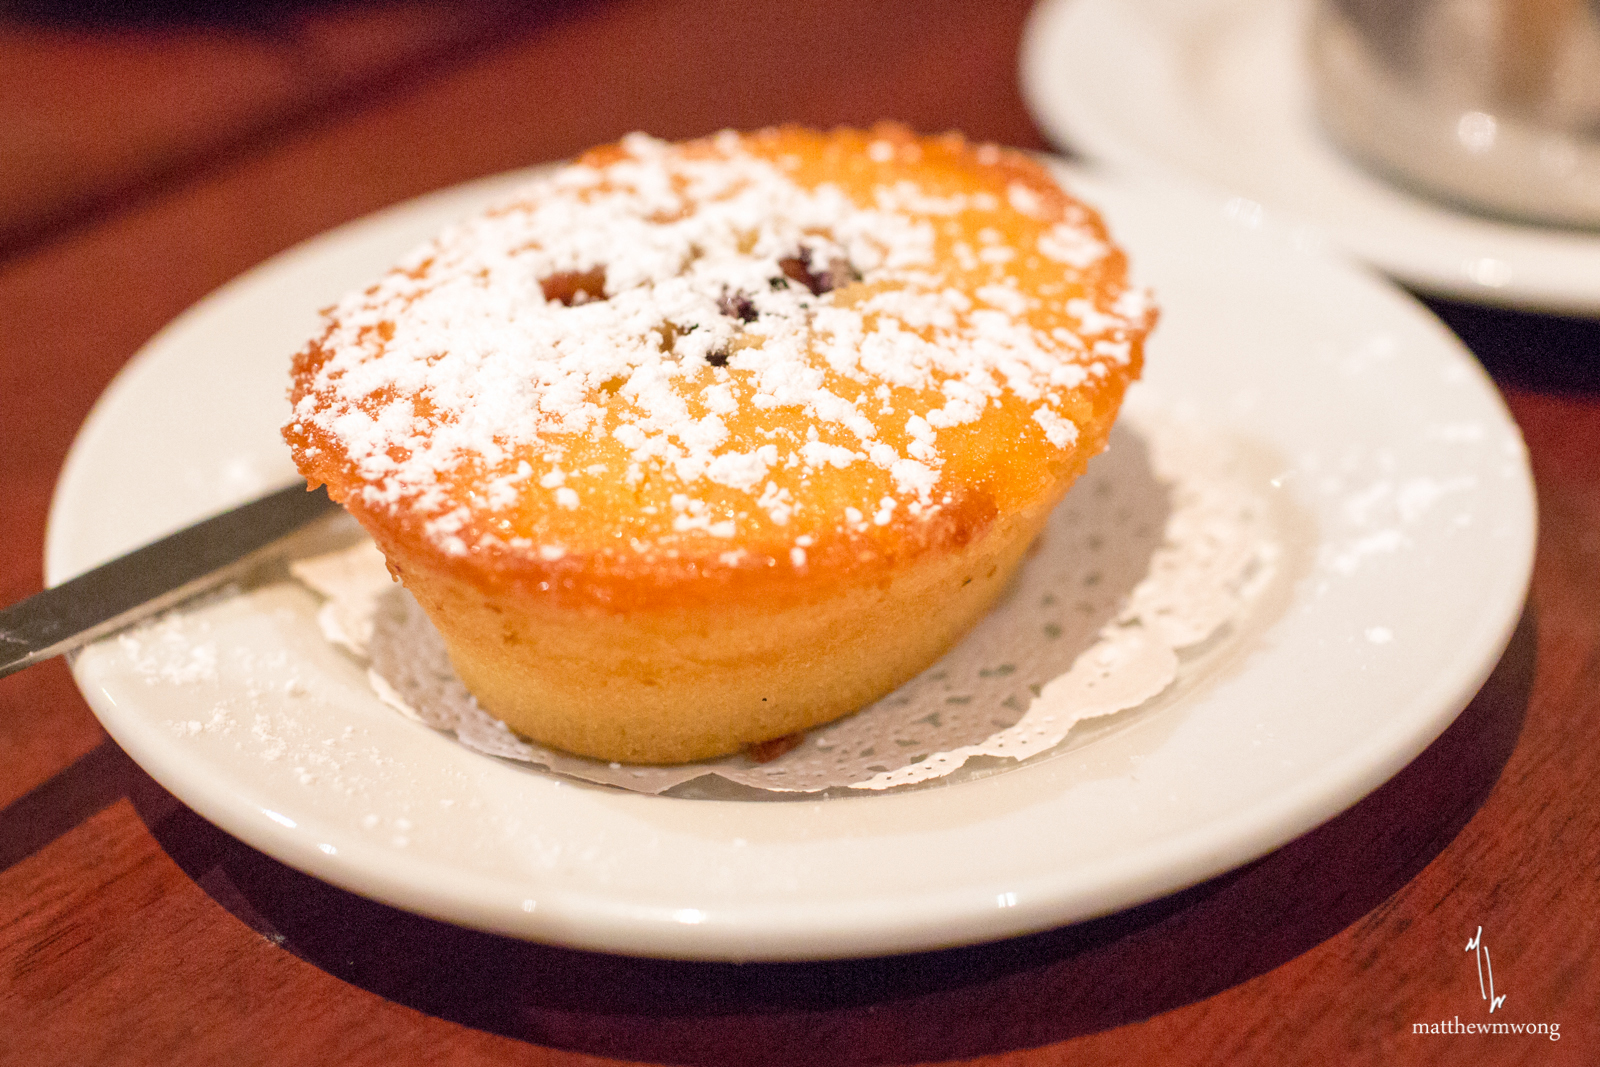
left=1465, top=926, right=1507, bottom=1013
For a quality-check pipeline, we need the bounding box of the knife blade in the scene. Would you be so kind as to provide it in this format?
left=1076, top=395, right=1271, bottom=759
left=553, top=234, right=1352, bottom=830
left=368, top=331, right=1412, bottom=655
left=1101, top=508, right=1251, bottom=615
left=0, top=483, right=340, bottom=679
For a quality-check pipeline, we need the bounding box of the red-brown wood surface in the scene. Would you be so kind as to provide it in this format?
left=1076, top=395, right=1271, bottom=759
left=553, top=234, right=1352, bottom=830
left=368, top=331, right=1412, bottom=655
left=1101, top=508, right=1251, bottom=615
left=0, top=2, right=1594, bottom=1063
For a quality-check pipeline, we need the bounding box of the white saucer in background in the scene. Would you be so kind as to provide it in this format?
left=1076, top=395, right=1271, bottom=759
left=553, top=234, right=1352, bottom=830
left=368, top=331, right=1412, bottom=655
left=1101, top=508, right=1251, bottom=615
left=46, top=164, right=1534, bottom=960
left=1021, top=0, right=1600, bottom=315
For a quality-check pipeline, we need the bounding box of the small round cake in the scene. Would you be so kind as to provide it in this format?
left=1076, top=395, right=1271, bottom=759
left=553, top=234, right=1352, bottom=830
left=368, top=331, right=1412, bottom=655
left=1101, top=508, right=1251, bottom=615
left=285, top=125, right=1155, bottom=764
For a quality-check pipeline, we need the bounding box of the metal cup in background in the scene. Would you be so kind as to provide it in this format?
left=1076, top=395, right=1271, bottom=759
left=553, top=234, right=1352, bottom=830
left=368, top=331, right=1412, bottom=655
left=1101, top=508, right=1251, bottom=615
left=1310, top=0, right=1600, bottom=228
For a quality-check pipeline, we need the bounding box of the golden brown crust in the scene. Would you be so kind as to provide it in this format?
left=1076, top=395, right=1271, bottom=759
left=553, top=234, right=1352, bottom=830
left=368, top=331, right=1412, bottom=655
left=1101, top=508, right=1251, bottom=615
left=286, top=125, right=1152, bottom=613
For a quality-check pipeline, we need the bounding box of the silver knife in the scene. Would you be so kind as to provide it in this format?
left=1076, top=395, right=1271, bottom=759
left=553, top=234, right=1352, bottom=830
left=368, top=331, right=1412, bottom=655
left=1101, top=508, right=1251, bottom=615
left=0, top=483, right=340, bottom=679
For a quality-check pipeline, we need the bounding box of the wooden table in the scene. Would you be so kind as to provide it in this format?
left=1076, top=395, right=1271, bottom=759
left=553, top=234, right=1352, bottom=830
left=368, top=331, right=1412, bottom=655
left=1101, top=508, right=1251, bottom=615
left=1, top=2, right=1594, bottom=1062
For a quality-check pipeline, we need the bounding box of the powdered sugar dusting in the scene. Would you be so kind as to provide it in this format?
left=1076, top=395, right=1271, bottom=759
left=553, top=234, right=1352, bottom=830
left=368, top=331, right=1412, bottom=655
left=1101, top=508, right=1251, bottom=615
left=286, top=128, right=1153, bottom=566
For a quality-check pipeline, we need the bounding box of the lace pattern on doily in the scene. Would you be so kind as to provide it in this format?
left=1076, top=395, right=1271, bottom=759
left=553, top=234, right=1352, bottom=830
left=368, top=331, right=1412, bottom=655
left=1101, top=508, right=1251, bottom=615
left=289, top=411, right=1279, bottom=796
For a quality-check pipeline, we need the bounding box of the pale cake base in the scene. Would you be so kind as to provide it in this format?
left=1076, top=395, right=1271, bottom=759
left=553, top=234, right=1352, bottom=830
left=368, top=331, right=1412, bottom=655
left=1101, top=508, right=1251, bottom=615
left=386, top=503, right=1054, bottom=765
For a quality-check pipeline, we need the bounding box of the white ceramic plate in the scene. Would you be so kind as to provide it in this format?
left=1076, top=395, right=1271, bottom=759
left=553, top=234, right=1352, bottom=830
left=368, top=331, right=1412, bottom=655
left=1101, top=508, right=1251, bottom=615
left=48, top=164, right=1534, bottom=961
left=1021, top=0, right=1600, bottom=315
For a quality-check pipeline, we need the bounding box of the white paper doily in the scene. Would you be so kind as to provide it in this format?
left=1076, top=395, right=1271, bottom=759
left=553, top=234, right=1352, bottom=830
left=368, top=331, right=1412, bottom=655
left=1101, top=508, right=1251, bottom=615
left=286, top=407, right=1279, bottom=797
